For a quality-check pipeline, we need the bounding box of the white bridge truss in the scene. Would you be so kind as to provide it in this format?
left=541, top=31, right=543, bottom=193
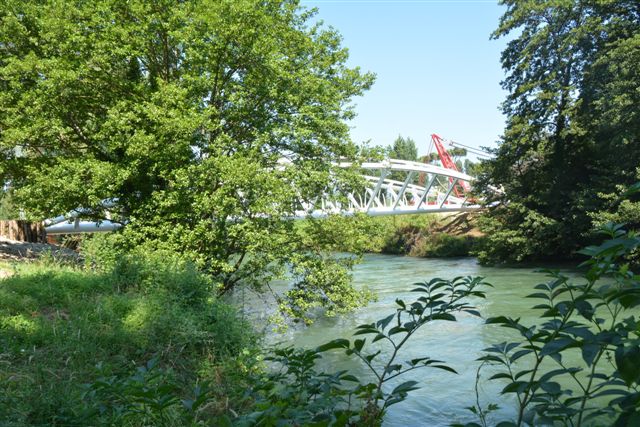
left=295, top=159, right=478, bottom=219
left=45, top=159, right=480, bottom=234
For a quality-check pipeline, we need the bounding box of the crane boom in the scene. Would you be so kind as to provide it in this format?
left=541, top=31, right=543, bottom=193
left=430, top=133, right=471, bottom=196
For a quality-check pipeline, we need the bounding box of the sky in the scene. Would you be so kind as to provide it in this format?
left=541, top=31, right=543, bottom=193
left=301, top=0, right=508, bottom=157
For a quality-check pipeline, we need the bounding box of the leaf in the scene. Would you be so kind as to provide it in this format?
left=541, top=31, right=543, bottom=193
left=489, top=372, right=513, bottom=381
left=540, top=381, right=561, bottom=395
left=365, top=350, right=381, bottom=363
left=509, top=349, right=532, bottom=363
left=526, top=292, right=549, bottom=299
left=391, top=380, right=420, bottom=395
left=503, top=342, right=520, bottom=353
left=372, top=333, right=386, bottom=343
left=376, top=313, right=396, bottom=330
left=615, top=345, right=640, bottom=386
left=431, top=313, right=456, bottom=321
left=353, top=327, right=380, bottom=336
left=539, top=367, right=581, bottom=383
left=316, top=339, right=350, bottom=352
left=463, top=309, right=482, bottom=317
left=486, top=316, right=516, bottom=326
left=340, top=374, right=360, bottom=382
left=409, top=357, right=431, bottom=366
left=581, top=343, right=600, bottom=367
left=432, top=364, right=457, bottom=374
left=539, top=337, right=576, bottom=357
left=477, top=354, right=507, bottom=365
left=353, top=338, right=365, bottom=352
left=385, top=364, right=402, bottom=374
left=501, top=381, right=529, bottom=394
left=388, top=326, right=408, bottom=335
left=574, top=299, right=594, bottom=320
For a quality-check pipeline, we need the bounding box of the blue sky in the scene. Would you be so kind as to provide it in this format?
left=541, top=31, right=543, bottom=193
left=302, top=0, right=508, bottom=156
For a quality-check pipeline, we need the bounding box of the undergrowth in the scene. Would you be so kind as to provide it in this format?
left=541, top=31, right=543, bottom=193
left=0, top=249, right=259, bottom=426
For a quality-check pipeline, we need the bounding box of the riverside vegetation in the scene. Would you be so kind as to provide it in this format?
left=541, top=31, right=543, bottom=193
left=0, top=242, right=260, bottom=426
left=1, top=218, right=639, bottom=425
left=1, top=0, right=639, bottom=425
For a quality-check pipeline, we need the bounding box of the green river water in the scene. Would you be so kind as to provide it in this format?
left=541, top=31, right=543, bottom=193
left=249, top=254, right=593, bottom=426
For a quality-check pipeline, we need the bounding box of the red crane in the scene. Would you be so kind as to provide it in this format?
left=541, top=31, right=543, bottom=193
left=430, top=133, right=471, bottom=197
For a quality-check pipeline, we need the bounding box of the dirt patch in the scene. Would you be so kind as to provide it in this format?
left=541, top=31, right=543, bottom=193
left=0, top=237, right=80, bottom=263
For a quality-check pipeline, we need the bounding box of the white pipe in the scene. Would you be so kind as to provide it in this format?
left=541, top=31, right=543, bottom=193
left=45, top=220, right=123, bottom=235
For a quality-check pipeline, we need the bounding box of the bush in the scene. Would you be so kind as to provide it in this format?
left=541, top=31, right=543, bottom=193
left=458, top=223, right=640, bottom=426
left=80, top=232, right=129, bottom=272
left=0, top=191, right=18, bottom=220
left=475, top=203, right=574, bottom=265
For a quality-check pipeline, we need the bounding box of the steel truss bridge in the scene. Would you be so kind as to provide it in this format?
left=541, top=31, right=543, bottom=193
left=45, top=159, right=480, bottom=234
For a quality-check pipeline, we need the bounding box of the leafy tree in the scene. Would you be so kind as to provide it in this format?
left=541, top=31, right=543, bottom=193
left=387, top=135, right=418, bottom=183
left=388, top=135, right=418, bottom=162
left=476, top=0, right=640, bottom=264
left=0, top=0, right=375, bottom=321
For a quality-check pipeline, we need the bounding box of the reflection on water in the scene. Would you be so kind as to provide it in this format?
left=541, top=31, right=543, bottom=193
left=239, top=254, right=582, bottom=427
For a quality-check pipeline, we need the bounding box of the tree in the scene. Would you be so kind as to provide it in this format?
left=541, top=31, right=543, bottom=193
left=388, top=135, right=418, bottom=162
left=0, top=0, right=376, bottom=321
left=388, top=135, right=418, bottom=183
left=476, top=0, right=640, bottom=264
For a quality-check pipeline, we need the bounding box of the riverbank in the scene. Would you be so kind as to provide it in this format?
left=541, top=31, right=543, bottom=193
left=370, top=212, right=484, bottom=258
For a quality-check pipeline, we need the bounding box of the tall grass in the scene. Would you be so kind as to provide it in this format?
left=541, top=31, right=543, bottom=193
left=0, top=249, right=259, bottom=426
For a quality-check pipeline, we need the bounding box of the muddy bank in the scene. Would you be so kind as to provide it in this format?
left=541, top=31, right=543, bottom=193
left=378, top=212, right=484, bottom=257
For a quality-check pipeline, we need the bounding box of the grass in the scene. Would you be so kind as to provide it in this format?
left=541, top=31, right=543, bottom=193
left=0, top=253, right=259, bottom=426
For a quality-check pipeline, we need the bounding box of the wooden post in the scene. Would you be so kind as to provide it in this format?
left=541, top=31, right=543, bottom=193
left=0, top=220, right=46, bottom=243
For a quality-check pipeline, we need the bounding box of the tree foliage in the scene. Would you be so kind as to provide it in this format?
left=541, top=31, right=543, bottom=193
left=0, top=0, right=376, bottom=321
left=388, top=135, right=418, bottom=162
left=476, top=0, right=640, bottom=264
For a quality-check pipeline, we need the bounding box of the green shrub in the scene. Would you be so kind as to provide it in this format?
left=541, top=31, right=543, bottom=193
left=239, top=277, right=489, bottom=426
left=371, top=214, right=481, bottom=258
left=80, top=232, right=129, bottom=272
left=458, top=223, right=640, bottom=427
left=474, top=203, right=570, bottom=265
left=110, top=249, right=212, bottom=306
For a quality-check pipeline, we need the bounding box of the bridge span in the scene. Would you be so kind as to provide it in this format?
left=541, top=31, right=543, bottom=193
left=44, top=159, right=480, bottom=234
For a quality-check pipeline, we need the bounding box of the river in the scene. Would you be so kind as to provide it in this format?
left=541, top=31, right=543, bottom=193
left=247, top=254, right=583, bottom=426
